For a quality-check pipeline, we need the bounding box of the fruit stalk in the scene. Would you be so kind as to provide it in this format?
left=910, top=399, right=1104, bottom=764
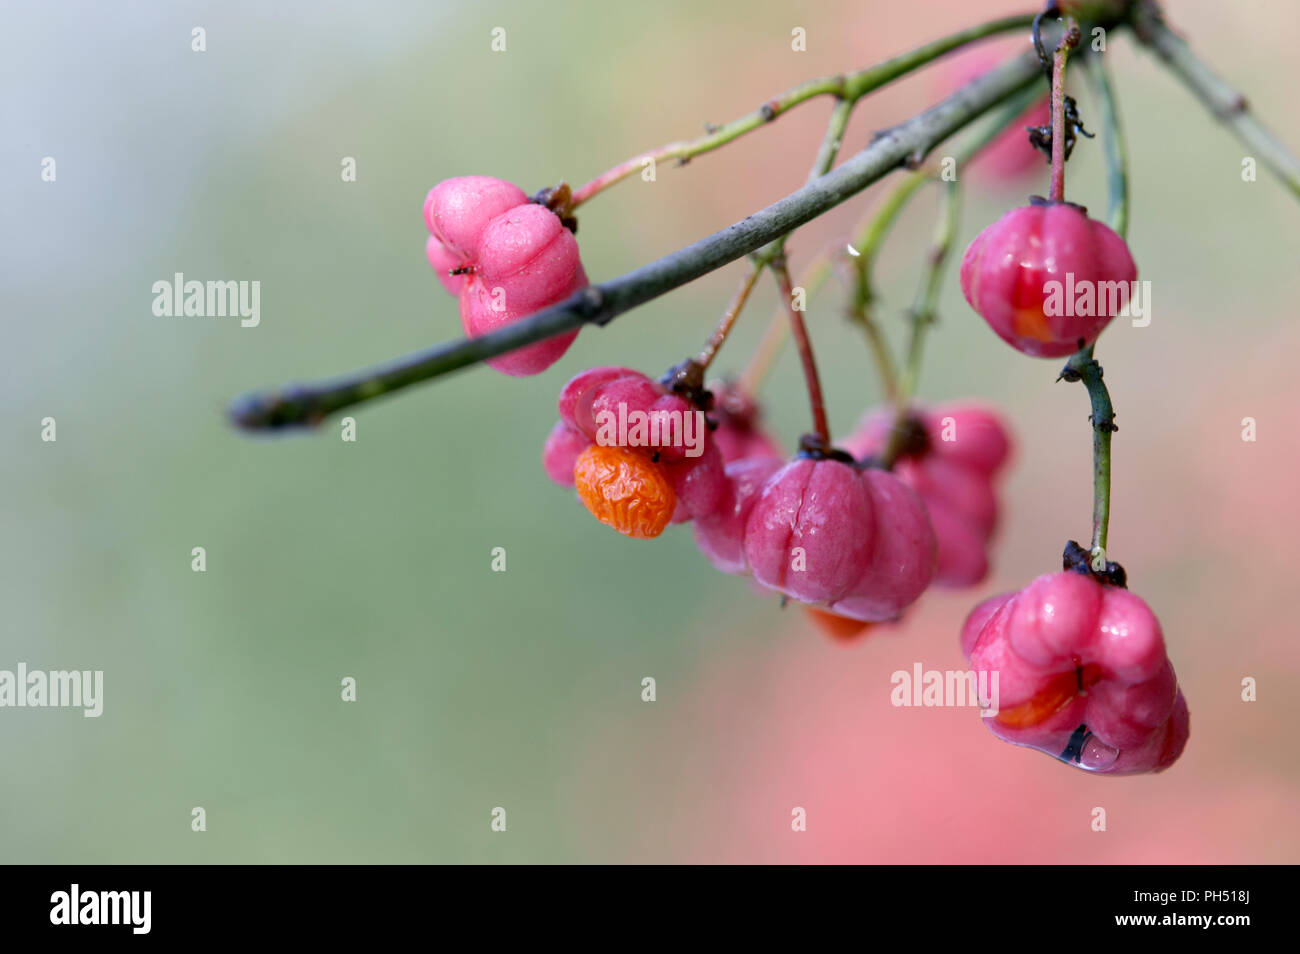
left=882, top=178, right=960, bottom=468
left=229, top=48, right=1046, bottom=431
left=1060, top=345, right=1115, bottom=564
left=772, top=260, right=831, bottom=444
left=1048, top=18, right=1081, bottom=203
left=697, top=264, right=762, bottom=370
left=710, top=94, right=857, bottom=373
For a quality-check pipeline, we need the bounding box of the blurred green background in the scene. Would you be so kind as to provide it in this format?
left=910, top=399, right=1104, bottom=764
left=4, top=0, right=1298, bottom=863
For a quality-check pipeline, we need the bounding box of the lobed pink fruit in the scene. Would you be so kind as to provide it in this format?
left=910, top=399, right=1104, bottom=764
left=960, top=202, right=1137, bottom=358
left=845, top=402, right=1013, bottom=588
left=570, top=369, right=700, bottom=462
left=708, top=382, right=783, bottom=464
left=899, top=456, right=997, bottom=538
left=917, top=403, right=1012, bottom=478
left=460, top=271, right=584, bottom=376
left=666, top=440, right=727, bottom=523
left=424, top=176, right=528, bottom=260
left=921, top=495, right=990, bottom=586
left=744, top=458, right=877, bottom=606
left=830, top=468, right=936, bottom=622
left=960, top=571, right=1190, bottom=775
left=426, top=235, right=467, bottom=297
left=473, top=203, right=585, bottom=311
left=693, top=456, right=785, bottom=575
left=558, top=366, right=640, bottom=427
left=542, top=420, right=590, bottom=487
left=546, top=366, right=728, bottom=528
left=424, top=175, right=587, bottom=376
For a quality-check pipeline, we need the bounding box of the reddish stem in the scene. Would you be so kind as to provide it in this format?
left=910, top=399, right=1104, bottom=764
left=772, top=261, right=830, bottom=444
left=698, top=264, right=762, bottom=370
left=1049, top=18, right=1080, bottom=203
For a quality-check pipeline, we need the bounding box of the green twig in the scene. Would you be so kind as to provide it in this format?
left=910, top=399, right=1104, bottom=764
left=1060, top=344, right=1115, bottom=565
left=881, top=178, right=961, bottom=468
left=1134, top=1, right=1300, bottom=199
left=569, top=13, right=1037, bottom=208
left=1087, top=54, right=1129, bottom=237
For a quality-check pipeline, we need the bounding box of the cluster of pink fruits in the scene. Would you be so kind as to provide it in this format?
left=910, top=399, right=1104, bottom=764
left=424, top=173, right=1186, bottom=775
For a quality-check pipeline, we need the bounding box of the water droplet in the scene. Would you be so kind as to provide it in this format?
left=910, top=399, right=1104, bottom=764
left=1079, top=735, right=1120, bottom=771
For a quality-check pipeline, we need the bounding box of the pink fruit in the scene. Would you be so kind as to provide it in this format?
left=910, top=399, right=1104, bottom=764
left=918, top=403, right=1012, bottom=478
left=426, top=235, right=466, bottom=297
left=666, top=440, right=727, bottom=523
left=571, top=370, right=702, bottom=462
left=424, top=176, right=588, bottom=376
left=960, top=201, right=1137, bottom=358
left=424, top=176, right=528, bottom=260
left=558, top=366, right=640, bottom=428
left=744, top=458, right=876, bottom=605
left=547, top=366, right=727, bottom=529
left=923, top=496, right=990, bottom=587
left=830, top=468, right=936, bottom=622
left=900, top=456, right=997, bottom=538
left=845, top=402, right=1013, bottom=588
left=460, top=272, right=583, bottom=376
left=693, top=456, right=785, bottom=575
left=542, top=420, right=589, bottom=487
left=473, top=203, right=585, bottom=312
left=709, top=382, right=782, bottom=463
left=960, top=571, right=1190, bottom=775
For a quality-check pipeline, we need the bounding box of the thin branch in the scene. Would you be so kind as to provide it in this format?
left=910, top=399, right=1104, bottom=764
left=881, top=179, right=961, bottom=468
left=569, top=13, right=1037, bottom=208
left=698, top=264, right=763, bottom=370
left=1135, top=1, right=1300, bottom=199
left=772, top=260, right=830, bottom=444
left=1087, top=54, right=1129, bottom=238
left=1060, top=345, right=1116, bottom=562
left=1048, top=19, right=1081, bottom=202
left=229, top=49, right=1045, bottom=432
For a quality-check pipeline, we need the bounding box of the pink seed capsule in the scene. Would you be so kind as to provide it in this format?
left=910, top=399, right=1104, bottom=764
left=474, top=203, right=585, bottom=312
left=709, top=382, right=782, bottom=464
left=423, top=176, right=589, bottom=377
left=558, top=366, right=643, bottom=430
left=960, top=202, right=1137, bottom=358
left=542, top=420, right=591, bottom=487
left=424, top=176, right=528, bottom=259
left=665, top=439, right=727, bottom=524
left=960, top=571, right=1190, bottom=775
left=898, top=456, right=997, bottom=539
left=843, top=401, right=1013, bottom=589
left=459, top=267, right=584, bottom=377
left=693, top=455, right=784, bottom=575
left=744, top=458, right=875, bottom=605
left=426, top=235, right=468, bottom=297
left=830, top=468, right=935, bottom=622
left=919, top=403, right=1013, bottom=478
left=573, top=373, right=662, bottom=442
